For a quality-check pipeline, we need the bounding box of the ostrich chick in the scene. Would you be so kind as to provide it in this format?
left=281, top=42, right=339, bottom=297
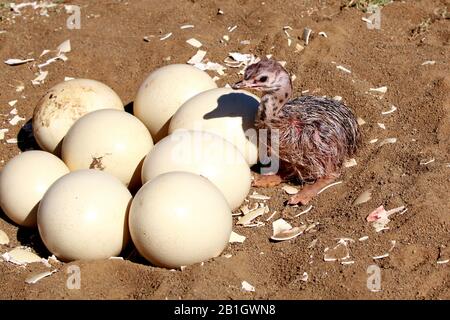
left=232, top=58, right=360, bottom=205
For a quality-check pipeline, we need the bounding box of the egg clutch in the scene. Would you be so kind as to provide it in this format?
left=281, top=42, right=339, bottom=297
left=0, top=64, right=261, bottom=268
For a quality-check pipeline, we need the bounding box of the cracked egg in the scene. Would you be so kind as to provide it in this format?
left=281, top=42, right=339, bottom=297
left=61, top=109, right=153, bottom=190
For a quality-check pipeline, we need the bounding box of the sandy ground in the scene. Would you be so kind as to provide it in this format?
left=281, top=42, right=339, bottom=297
left=0, top=0, right=449, bottom=299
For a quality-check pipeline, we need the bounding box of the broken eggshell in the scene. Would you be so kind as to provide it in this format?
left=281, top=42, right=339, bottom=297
left=186, top=38, right=202, bottom=48
left=323, top=239, right=352, bottom=262
left=61, top=109, right=154, bottom=190
left=270, top=218, right=306, bottom=241
left=282, top=185, right=298, bottom=195
left=2, top=247, right=42, bottom=265
left=237, top=207, right=265, bottom=225
left=25, top=270, right=57, bottom=284
left=169, top=88, right=260, bottom=165
left=369, top=86, right=388, bottom=94
left=0, top=230, right=10, bottom=245
left=379, top=138, right=397, bottom=146
left=4, top=58, right=35, bottom=66
left=57, top=39, right=71, bottom=54
left=241, top=281, right=255, bottom=292
left=249, top=192, right=271, bottom=201
left=353, top=189, right=372, bottom=206
left=344, top=158, right=357, bottom=168
left=303, top=27, right=313, bottom=45
left=293, top=205, right=313, bottom=218
left=229, top=231, right=246, bottom=243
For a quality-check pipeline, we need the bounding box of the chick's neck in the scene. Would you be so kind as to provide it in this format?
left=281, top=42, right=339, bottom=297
left=258, top=78, right=293, bottom=123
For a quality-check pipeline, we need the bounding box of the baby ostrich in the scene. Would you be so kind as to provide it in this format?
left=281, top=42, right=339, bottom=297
left=232, top=58, right=360, bottom=205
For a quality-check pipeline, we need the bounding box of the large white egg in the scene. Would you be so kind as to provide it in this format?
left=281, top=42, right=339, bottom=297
left=168, top=88, right=260, bottom=165
left=133, top=64, right=217, bottom=142
left=129, top=171, right=232, bottom=268
left=37, top=170, right=132, bottom=261
left=141, top=130, right=251, bottom=210
left=0, top=151, right=69, bottom=227
left=33, top=79, right=124, bottom=154
left=61, top=109, right=153, bottom=190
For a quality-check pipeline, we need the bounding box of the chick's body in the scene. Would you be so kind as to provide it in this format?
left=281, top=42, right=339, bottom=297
left=258, top=95, right=360, bottom=182
left=232, top=58, right=361, bottom=204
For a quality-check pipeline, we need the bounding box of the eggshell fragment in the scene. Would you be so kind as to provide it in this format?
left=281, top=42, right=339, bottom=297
left=241, top=281, right=255, bottom=292
left=382, top=105, right=397, bottom=115
left=57, top=39, right=71, bottom=53
left=337, top=65, right=351, bottom=73
left=379, top=138, right=397, bottom=146
left=237, top=207, right=265, bottom=225
left=344, top=158, right=357, bottom=167
left=4, top=58, right=34, bottom=66
left=357, top=117, right=366, bottom=126
left=369, top=86, right=388, bottom=94
left=271, top=226, right=306, bottom=241
left=2, top=247, right=42, bottom=265
left=0, top=230, right=10, bottom=245
left=249, top=193, right=270, bottom=200
left=353, top=190, right=372, bottom=206
left=282, top=185, right=299, bottom=195
left=270, top=219, right=306, bottom=241
left=229, top=231, right=246, bottom=243
left=293, top=205, right=313, bottom=218
left=186, top=38, right=202, bottom=48
left=25, top=270, right=57, bottom=284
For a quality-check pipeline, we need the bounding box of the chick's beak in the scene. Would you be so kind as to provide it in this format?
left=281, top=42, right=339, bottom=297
left=231, top=80, right=246, bottom=90
left=232, top=79, right=262, bottom=90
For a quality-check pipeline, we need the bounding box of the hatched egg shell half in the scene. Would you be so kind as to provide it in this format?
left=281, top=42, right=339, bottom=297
left=169, top=87, right=260, bottom=165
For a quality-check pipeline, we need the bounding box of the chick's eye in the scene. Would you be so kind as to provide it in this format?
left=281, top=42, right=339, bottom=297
left=259, top=76, right=268, bottom=82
